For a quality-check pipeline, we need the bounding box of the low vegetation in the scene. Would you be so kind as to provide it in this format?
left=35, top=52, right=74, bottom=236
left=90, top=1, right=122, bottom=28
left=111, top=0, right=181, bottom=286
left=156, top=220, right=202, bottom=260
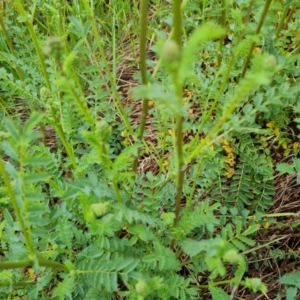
left=0, top=0, right=300, bottom=299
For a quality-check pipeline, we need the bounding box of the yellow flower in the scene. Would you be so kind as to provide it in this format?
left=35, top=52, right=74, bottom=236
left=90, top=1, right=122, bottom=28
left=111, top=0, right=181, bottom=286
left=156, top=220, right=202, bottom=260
left=27, top=268, right=35, bottom=280
left=266, top=121, right=275, bottom=128
left=220, top=138, right=229, bottom=146
left=272, top=127, right=280, bottom=136
left=203, top=51, right=210, bottom=59
left=266, top=121, right=280, bottom=136
left=225, top=167, right=235, bottom=178
left=227, top=158, right=236, bottom=167
left=227, top=152, right=236, bottom=160
left=253, top=47, right=262, bottom=54
left=280, top=139, right=287, bottom=149
left=184, top=89, right=193, bottom=97
left=223, top=144, right=234, bottom=154
left=168, top=129, right=175, bottom=138
left=163, top=159, right=169, bottom=170
left=148, top=99, right=154, bottom=107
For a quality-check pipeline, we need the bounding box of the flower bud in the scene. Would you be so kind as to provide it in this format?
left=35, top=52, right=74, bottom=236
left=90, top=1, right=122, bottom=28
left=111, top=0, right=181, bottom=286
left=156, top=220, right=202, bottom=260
left=223, top=249, right=241, bottom=263
left=90, top=202, right=109, bottom=217
left=263, top=54, right=277, bottom=72
left=161, top=40, right=181, bottom=63
left=135, top=279, right=148, bottom=294
left=96, top=120, right=112, bottom=142
left=40, top=87, right=51, bottom=102
left=161, top=212, right=175, bottom=226
left=43, top=36, right=64, bottom=60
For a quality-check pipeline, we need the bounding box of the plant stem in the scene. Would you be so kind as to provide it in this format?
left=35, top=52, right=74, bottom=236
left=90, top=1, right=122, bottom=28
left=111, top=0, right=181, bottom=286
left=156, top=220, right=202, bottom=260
left=14, top=0, right=51, bottom=89
left=238, top=0, right=254, bottom=43
left=37, top=256, right=68, bottom=271
left=0, top=282, right=35, bottom=287
left=82, top=0, right=132, bottom=133
left=0, top=256, right=68, bottom=271
left=288, top=41, right=300, bottom=57
left=0, top=17, right=24, bottom=81
left=172, top=0, right=182, bottom=48
left=275, top=5, right=289, bottom=40
left=240, top=0, right=273, bottom=78
left=285, top=6, right=295, bottom=28
left=0, top=157, right=35, bottom=255
left=172, top=0, right=184, bottom=226
left=184, top=161, right=203, bottom=212
left=0, top=10, right=47, bottom=144
left=52, top=113, right=77, bottom=169
left=132, top=0, right=149, bottom=174
left=99, top=143, right=123, bottom=203
left=56, top=60, right=93, bottom=125
left=217, top=0, right=226, bottom=68
left=13, top=0, right=76, bottom=168
left=151, top=0, right=188, bottom=79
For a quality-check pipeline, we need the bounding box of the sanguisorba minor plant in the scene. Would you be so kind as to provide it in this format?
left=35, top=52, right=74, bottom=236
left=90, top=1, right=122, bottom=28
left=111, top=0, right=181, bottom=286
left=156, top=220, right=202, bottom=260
left=0, top=0, right=299, bottom=299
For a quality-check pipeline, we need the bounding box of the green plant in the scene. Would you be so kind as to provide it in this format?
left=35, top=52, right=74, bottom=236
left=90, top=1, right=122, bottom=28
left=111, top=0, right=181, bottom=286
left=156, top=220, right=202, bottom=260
left=279, top=271, right=300, bottom=300
left=277, top=157, right=300, bottom=184
left=0, top=0, right=300, bottom=299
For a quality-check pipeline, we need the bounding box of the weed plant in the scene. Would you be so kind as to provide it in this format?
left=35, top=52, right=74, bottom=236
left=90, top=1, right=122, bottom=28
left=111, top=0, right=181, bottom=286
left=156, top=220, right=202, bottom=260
left=0, top=0, right=300, bottom=299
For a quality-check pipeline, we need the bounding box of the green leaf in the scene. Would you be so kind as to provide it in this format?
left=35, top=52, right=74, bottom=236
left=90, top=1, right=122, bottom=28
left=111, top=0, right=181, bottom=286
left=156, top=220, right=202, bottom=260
left=110, top=272, right=118, bottom=291
left=25, top=191, right=45, bottom=201
left=52, top=275, right=75, bottom=298
left=103, top=273, right=111, bottom=292
left=142, top=253, right=157, bottom=264
left=23, top=157, right=52, bottom=166
left=112, top=144, right=140, bottom=174
left=0, top=221, right=6, bottom=239
left=209, top=286, right=231, bottom=300
left=27, top=203, right=49, bottom=214
left=231, top=239, right=247, bottom=251
left=122, top=259, right=140, bottom=273
left=276, top=163, right=294, bottom=174
left=280, top=272, right=300, bottom=288
left=4, top=118, right=20, bottom=141
left=4, top=209, right=14, bottom=227
left=236, top=219, right=242, bottom=235
left=128, top=225, right=155, bottom=242
left=238, top=235, right=255, bottom=246
left=153, top=241, right=180, bottom=271
left=23, top=112, right=44, bottom=135
left=242, top=225, right=258, bottom=236
left=2, top=141, right=18, bottom=160
left=179, top=22, right=225, bottom=83
left=23, top=172, right=51, bottom=183
left=4, top=162, right=18, bottom=178
left=132, top=84, right=184, bottom=116
left=69, top=16, right=85, bottom=36
left=284, top=0, right=296, bottom=6
left=293, top=158, right=300, bottom=173
left=180, top=239, right=206, bottom=257
left=286, top=286, right=298, bottom=300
